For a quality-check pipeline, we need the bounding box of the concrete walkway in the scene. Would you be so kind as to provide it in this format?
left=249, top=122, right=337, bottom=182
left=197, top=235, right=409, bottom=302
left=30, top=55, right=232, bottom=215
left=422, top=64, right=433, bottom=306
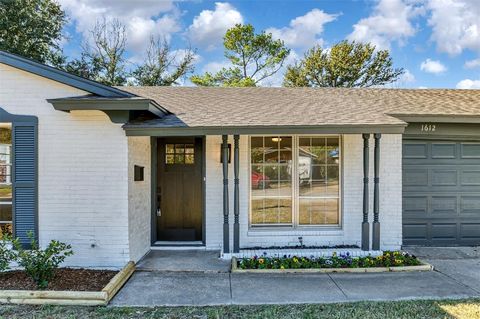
left=111, top=248, right=480, bottom=307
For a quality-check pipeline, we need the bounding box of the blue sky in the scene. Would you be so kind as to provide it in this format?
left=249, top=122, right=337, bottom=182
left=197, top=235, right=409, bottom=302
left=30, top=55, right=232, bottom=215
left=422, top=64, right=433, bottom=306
left=59, top=0, right=480, bottom=88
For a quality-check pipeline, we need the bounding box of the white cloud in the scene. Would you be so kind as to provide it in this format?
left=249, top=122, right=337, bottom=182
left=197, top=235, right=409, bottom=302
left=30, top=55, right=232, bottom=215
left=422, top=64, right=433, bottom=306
left=58, top=0, right=180, bottom=53
left=266, top=9, right=339, bottom=49
left=465, top=58, right=480, bottom=69
left=420, top=58, right=447, bottom=74
left=456, top=79, right=480, bottom=89
left=201, top=60, right=231, bottom=74
left=186, top=2, right=243, bottom=51
left=426, top=0, right=480, bottom=56
left=400, top=69, right=416, bottom=83
left=348, top=0, right=423, bottom=50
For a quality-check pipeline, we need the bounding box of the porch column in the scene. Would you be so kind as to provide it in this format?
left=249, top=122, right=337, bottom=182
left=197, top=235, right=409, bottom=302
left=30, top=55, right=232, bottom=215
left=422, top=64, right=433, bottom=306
left=372, top=133, right=381, bottom=250
left=362, top=134, right=370, bottom=251
left=222, top=135, right=230, bottom=253
left=233, top=135, right=240, bottom=253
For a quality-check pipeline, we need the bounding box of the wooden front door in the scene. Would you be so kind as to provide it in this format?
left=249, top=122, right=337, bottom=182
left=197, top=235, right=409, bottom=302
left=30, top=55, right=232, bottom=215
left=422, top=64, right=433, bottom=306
left=156, top=137, right=203, bottom=241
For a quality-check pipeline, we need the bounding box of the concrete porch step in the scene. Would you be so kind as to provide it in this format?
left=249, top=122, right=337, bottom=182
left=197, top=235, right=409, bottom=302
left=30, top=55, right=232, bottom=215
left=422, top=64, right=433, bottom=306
left=136, top=250, right=231, bottom=273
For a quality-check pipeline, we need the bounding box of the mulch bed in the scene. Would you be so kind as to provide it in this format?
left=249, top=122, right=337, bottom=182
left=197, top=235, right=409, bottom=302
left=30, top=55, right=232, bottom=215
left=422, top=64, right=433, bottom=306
left=0, top=268, right=118, bottom=291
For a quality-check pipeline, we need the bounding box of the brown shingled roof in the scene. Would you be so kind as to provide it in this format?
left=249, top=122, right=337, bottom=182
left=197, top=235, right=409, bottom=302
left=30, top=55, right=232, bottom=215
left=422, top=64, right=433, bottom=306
left=118, top=87, right=480, bottom=128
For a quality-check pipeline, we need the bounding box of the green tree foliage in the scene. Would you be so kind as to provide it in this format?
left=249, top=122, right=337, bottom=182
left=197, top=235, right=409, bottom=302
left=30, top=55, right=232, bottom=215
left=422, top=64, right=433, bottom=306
left=0, top=0, right=67, bottom=65
left=283, top=41, right=404, bottom=88
left=65, top=18, right=127, bottom=85
left=131, top=37, right=196, bottom=86
left=191, top=24, right=290, bottom=87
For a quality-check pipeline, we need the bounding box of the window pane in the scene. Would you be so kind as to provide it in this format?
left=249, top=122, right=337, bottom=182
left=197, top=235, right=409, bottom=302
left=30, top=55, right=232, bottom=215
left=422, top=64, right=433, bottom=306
left=251, top=137, right=264, bottom=163
left=298, top=136, right=340, bottom=226
left=251, top=198, right=264, bottom=224
left=325, top=199, right=339, bottom=224
left=185, top=144, right=194, bottom=154
left=312, top=137, right=326, bottom=164
left=250, top=136, right=293, bottom=226
left=0, top=223, right=12, bottom=240
left=263, top=198, right=279, bottom=223
left=312, top=165, right=326, bottom=180
left=326, top=166, right=339, bottom=195
left=185, top=154, right=194, bottom=164
left=326, top=138, right=340, bottom=164
left=0, top=203, right=12, bottom=222
left=174, top=154, right=185, bottom=164
left=175, top=144, right=185, bottom=153
left=166, top=144, right=174, bottom=154
left=279, top=199, right=292, bottom=223
left=0, top=184, right=12, bottom=199
left=0, top=125, right=12, bottom=239
left=166, top=154, right=174, bottom=164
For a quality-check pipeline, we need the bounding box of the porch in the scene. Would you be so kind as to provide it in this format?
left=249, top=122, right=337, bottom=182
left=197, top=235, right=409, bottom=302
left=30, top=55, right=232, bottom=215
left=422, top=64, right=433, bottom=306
left=126, top=130, right=401, bottom=257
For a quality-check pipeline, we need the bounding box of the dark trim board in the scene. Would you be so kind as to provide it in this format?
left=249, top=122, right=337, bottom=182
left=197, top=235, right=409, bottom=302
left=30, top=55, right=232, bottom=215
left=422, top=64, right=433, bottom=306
left=47, top=97, right=168, bottom=118
left=0, top=51, right=132, bottom=98
left=125, top=124, right=407, bottom=136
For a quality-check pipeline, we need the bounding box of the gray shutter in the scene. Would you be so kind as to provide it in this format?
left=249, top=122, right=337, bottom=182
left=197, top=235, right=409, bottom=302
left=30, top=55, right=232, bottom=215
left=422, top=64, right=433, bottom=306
left=12, top=122, right=38, bottom=248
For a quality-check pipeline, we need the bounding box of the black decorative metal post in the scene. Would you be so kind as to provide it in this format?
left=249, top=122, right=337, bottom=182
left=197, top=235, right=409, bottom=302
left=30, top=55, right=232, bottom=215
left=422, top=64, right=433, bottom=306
left=372, top=133, right=381, bottom=250
left=222, top=135, right=230, bottom=253
left=233, top=135, right=240, bottom=253
left=362, top=134, right=370, bottom=251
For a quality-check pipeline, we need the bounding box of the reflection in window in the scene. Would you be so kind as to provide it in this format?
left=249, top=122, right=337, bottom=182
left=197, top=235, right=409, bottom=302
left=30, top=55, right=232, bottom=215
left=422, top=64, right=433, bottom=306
left=0, top=123, right=12, bottom=239
left=298, top=137, right=340, bottom=225
left=251, top=136, right=292, bottom=225
left=250, top=136, right=340, bottom=227
left=166, top=144, right=194, bottom=164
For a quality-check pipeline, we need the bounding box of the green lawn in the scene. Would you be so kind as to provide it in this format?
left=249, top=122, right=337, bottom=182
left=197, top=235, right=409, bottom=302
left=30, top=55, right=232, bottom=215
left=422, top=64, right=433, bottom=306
left=1, top=299, right=480, bottom=319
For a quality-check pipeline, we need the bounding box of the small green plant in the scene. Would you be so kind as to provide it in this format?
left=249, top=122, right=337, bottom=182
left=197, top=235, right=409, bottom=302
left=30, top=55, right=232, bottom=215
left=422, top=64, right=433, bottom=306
left=13, top=232, right=73, bottom=289
left=0, top=234, right=18, bottom=272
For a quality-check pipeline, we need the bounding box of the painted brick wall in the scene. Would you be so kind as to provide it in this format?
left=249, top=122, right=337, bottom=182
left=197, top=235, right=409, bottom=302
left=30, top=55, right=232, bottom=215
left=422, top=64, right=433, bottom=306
left=128, top=136, right=151, bottom=262
left=204, top=134, right=402, bottom=251
left=0, top=64, right=130, bottom=267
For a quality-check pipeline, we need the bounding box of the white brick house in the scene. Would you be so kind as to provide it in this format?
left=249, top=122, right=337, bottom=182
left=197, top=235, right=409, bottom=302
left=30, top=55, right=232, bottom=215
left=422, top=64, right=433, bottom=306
left=1, top=51, right=480, bottom=268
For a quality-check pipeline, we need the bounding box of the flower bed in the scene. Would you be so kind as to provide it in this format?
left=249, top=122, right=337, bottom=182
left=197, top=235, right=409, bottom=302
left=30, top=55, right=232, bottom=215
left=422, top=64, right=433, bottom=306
left=0, top=262, right=135, bottom=305
left=0, top=268, right=117, bottom=291
left=236, top=251, right=426, bottom=271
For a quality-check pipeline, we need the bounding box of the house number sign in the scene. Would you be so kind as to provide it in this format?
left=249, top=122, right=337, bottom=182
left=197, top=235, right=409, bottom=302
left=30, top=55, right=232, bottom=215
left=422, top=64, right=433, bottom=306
left=421, top=124, right=436, bottom=132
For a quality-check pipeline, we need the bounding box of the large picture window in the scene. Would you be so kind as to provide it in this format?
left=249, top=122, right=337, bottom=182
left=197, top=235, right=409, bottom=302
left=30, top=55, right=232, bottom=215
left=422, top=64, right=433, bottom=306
left=0, top=123, right=12, bottom=239
left=250, top=135, right=340, bottom=227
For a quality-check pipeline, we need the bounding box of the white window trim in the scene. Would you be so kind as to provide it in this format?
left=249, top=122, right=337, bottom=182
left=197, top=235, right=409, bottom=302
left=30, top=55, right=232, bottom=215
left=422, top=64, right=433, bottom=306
left=248, top=134, right=343, bottom=230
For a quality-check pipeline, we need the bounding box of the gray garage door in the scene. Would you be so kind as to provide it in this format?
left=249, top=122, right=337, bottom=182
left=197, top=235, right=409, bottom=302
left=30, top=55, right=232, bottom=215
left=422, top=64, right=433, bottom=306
left=403, top=139, right=480, bottom=246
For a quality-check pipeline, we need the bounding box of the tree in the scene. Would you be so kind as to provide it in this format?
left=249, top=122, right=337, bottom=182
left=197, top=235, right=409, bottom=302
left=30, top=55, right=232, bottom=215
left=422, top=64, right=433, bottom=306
left=0, top=0, right=67, bottom=65
left=78, top=18, right=128, bottom=86
left=62, top=52, right=103, bottom=80
left=131, top=37, right=196, bottom=86
left=283, top=41, right=404, bottom=88
left=191, top=24, right=290, bottom=87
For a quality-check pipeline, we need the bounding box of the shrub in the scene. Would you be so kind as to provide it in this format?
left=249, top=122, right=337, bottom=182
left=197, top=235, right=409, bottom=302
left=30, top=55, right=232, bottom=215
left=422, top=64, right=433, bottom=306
left=0, top=234, right=18, bottom=272
left=13, top=232, right=73, bottom=289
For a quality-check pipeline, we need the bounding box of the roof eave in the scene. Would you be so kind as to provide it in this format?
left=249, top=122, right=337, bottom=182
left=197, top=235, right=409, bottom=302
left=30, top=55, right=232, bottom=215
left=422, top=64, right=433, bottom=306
left=47, top=97, right=168, bottom=118
left=0, top=50, right=133, bottom=98
left=123, top=124, right=407, bottom=136
left=389, top=114, right=480, bottom=123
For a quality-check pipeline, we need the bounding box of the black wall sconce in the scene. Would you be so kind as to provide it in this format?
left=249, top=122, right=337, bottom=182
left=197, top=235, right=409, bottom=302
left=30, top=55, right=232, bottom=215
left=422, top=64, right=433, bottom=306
left=134, top=165, right=144, bottom=181
left=220, top=144, right=232, bottom=163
